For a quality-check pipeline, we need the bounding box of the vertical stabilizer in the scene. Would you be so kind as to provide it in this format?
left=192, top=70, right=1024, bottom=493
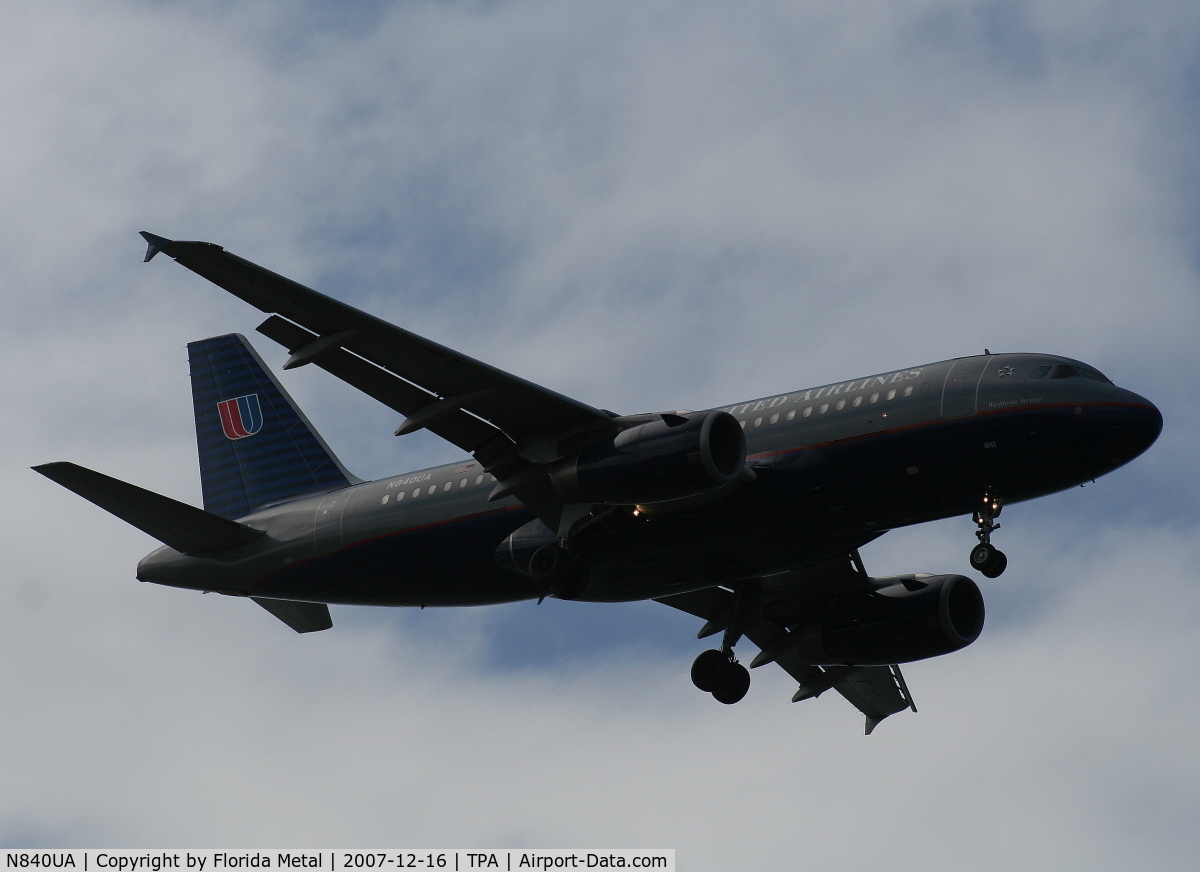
left=188, top=334, right=358, bottom=519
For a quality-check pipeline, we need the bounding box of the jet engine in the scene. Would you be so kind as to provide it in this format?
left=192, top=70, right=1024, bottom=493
left=494, top=518, right=560, bottom=578
left=793, top=574, right=985, bottom=665
left=550, top=410, right=746, bottom=505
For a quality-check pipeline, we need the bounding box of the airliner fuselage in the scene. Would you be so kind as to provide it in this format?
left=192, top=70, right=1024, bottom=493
left=138, top=352, right=1160, bottom=607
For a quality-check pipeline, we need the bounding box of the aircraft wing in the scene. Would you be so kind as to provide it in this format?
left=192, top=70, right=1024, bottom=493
left=655, top=550, right=916, bottom=734
left=141, top=233, right=616, bottom=528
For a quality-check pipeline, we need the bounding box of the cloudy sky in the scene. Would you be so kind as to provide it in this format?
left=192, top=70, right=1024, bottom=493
left=3, top=0, right=1199, bottom=866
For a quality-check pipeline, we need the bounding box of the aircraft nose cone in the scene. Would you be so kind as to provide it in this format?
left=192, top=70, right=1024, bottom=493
left=1131, top=395, right=1164, bottom=452
left=1098, top=389, right=1162, bottom=469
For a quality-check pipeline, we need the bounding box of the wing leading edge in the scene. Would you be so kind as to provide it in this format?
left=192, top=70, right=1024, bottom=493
left=141, top=232, right=616, bottom=531
left=142, top=233, right=916, bottom=731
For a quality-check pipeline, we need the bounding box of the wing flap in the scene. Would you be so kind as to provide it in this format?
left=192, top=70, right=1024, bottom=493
left=143, top=234, right=613, bottom=445
left=656, top=562, right=918, bottom=734
left=256, top=315, right=508, bottom=458
left=837, top=666, right=915, bottom=734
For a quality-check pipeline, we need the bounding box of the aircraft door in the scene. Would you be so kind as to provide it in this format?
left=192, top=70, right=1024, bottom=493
left=941, top=357, right=987, bottom=419
left=313, top=489, right=350, bottom=552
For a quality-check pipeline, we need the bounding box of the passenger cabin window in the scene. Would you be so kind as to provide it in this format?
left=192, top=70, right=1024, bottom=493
left=754, top=417, right=762, bottom=427
left=444, top=481, right=452, bottom=492
left=835, top=399, right=845, bottom=411
left=903, top=385, right=913, bottom=397
left=476, top=475, right=484, bottom=485
left=460, top=478, right=468, bottom=488
left=770, top=413, right=779, bottom=424
left=1028, top=365, right=1053, bottom=379
left=381, top=494, right=389, bottom=505
left=886, top=389, right=896, bottom=400
left=786, top=410, right=796, bottom=421
left=803, top=407, right=812, bottom=417
left=853, top=396, right=862, bottom=407
left=819, top=403, right=829, bottom=414
left=870, top=393, right=879, bottom=403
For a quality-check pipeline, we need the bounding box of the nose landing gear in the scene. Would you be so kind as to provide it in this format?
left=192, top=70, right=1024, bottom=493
left=970, top=495, right=1008, bottom=578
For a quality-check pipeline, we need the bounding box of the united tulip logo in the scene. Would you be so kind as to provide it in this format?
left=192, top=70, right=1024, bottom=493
left=217, top=394, right=264, bottom=440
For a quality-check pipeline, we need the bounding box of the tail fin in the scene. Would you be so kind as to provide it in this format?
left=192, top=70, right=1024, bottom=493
left=188, top=334, right=358, bottom=519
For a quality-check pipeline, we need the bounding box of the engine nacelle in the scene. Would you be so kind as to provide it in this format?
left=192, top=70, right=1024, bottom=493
left=550, top=410, right=747, bottom=505
left=794, top=574, right=985, bottom=666
left=494, top=518, right=559, bottom=577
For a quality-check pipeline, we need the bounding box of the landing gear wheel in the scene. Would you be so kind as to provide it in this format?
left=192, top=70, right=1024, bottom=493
left=711, top=660, right=751, bottom=705
left=970, top=543, right=997, bottom=571
left=970, top=543, right=1007, bottom=578
left=970, top=494, right=1008, bottom=577
left=529, top=544, right=588, bottom=600
left=981, top=549, right=1007, bottom=578
left=690, top=649, right=728, bottom=693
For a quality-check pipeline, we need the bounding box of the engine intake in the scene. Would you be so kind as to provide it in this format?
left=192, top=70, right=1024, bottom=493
left=550, top=410, right=747, bottom=505
left=794, top=574, right=985, bottom=665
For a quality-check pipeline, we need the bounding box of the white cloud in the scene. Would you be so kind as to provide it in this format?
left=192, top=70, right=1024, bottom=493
left=1, top=0, right=1197, bottom=866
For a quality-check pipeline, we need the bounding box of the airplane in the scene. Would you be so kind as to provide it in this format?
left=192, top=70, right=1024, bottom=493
left=33, top=232, right=1163, bottom=733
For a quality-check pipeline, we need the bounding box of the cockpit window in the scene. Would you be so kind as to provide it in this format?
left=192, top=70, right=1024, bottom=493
left=1030, top=362, right=1111, bottom=383
left=1078, top=366, right=1111, bottom=383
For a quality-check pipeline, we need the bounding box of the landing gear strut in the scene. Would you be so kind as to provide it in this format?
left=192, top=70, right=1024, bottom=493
left=970, top=495, right=1008, bottom=578
left=690, top=582, right=755, bottom=704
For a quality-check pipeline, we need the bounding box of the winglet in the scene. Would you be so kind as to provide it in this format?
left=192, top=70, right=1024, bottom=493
left=140, top=231, right=173, bottom=262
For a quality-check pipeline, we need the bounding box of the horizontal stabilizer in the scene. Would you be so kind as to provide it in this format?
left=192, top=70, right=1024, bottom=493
left=252, top=597, right=332, bottom=633
left=33, top=462, right=265, bottom=554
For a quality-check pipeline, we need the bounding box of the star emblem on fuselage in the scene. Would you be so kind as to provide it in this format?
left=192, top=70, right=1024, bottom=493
left=996, top=366, right=1015, bottom=377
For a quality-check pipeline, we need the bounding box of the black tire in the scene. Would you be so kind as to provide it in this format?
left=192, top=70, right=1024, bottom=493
left=981, top=549, right=1008, bottom=579
left=712, top=661, right=750, bottom=704
left=970, top=543, right=997, bottom=572
left=691, top=649, right=728, bottom=692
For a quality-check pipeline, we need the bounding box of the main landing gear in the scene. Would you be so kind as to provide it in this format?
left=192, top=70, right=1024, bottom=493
left=970, top=495, right=1008, bottom=578
left=690, top=582, right=756, bottom=704
left=691, top=648, right=751, bottom=704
